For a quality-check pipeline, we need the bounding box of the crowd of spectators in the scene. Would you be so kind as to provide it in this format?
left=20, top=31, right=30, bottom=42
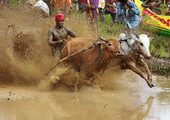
left=1, top=0, right=169, bottom=36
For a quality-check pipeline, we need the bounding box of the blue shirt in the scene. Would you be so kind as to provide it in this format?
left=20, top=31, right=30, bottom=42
left=117, top=2, right=140, bottom=28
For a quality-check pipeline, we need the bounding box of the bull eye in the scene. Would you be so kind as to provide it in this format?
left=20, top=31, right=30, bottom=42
left=140, top=43, right=143, bottom=46
left=108, top=43, right=112, bottom=46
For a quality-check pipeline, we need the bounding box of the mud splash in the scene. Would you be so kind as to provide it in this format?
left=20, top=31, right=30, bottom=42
left=0, top=7, right=170, bottom=120
left=0, top=73, right=169, bottom=120
left=0, top=7, right=100, bottom=88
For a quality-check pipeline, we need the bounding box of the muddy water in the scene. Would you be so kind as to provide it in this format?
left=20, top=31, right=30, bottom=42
left=0, top=72, right=169, bottom=120
left=0, top=8, right=170, bottom=120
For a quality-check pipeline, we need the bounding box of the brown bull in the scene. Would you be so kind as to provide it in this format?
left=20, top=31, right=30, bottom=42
left=62, top=37, right=120, bottom=81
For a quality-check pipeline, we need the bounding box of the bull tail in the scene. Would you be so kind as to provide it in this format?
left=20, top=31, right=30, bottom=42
left=45, top=44, right=96, bottom=76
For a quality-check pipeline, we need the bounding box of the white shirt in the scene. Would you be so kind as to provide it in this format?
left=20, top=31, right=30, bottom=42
left=33, top=0, right=49, bottom=15
left=98, top=0, right=105, bottom=9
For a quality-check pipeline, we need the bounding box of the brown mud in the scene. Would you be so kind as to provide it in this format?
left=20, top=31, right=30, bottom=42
left=0, top=7, right=170, bottom=120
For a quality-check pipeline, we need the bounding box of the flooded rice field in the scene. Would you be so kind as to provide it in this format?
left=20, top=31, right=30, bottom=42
left=0, top=8, right=170, bottom=120
left=0, top=73, right=169, bottom=120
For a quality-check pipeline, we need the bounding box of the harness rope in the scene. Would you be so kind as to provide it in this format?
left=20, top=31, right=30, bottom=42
left=135, top=42, right=147, bottom=57
left=120, top=39, right=146, bottom=57
left=45, top=43, right=97, bottom=76
left=126, top=40, right=139, bottom=54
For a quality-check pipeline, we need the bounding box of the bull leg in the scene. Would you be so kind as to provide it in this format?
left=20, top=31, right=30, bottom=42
left=126, top=61, right=154, bottom=88
left=139, top=58, right=152, bottom=82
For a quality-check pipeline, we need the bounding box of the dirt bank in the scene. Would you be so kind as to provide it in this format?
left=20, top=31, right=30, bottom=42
left=146, top=57, right=170, bottom=76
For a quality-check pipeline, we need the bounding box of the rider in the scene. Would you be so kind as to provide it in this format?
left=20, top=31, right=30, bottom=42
left=48, top=14, right=77, bottom=58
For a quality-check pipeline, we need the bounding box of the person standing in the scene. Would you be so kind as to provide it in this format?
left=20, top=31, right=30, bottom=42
left=0, top=0, right=7, bottom=9
left=98, top=0, right=105, bottom=22
left=51, top=0, right=62, bottom=12
left=165, top=0, right=170, bottom=15
left=141, top=0, right=162, bottom=14
left=118, top=0, right=140, bottom=36
left=78, top=0, right=85, bottom=11
left=105, top=0, right=118, bottom=23
left=83, top=0, right=99, bottom=23
left=48, top=14, right=77, bottom=58
left=44, top=0, right=51, bottom=15
left=33, top=0, right=50, bottom=17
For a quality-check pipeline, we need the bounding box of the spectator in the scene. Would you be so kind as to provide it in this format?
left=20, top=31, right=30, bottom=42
left=0, top=0, right=7, bottom=9
left=44, top=0, right=51, bottom=15
left=83, top=0, right=99, bottom=23
left=118, top=0, right=140, bottom=36
left=165, top=0, right=170, bottom=15
left=78, top=0, right=85, bottom=11
left=105, top=0, right=118, bottom=23
left=51, top=0, right=72, bottom=13
left=98, top=0, right=105, bottom=22
left=48, top=14, right=77, bottom=58
left=33, top=0, right=50, bottom=17
left=141, top=0, right=162, bottom=14
left=51, top=0, right=61, bottom=12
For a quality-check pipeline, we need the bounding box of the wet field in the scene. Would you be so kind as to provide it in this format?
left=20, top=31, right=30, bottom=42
left=0, top=8, right=170, bottom=120
left=0, top=72, right=169, bottom=120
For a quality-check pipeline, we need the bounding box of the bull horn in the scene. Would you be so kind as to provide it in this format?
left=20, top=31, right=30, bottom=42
left=98, top=35, right=107, bottom=42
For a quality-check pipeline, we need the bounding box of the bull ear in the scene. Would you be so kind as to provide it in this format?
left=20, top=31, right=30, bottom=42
left=98, top=35, right=107, bottom=43
left=149, top=37, right=154, bottom=41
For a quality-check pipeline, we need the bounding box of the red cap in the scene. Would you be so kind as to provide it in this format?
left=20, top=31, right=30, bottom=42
left=55, top=14, right=65, bottom=23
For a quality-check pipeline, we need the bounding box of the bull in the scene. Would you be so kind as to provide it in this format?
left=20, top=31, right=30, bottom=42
left=62, top=36, right=121, bottom=90
left=117, top=33, right=154, bottom=88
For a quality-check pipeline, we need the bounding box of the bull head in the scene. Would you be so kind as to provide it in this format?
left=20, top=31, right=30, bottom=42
left=131, top=34, right=152, bottom=59
left=98, top=35, right=107, bottom=43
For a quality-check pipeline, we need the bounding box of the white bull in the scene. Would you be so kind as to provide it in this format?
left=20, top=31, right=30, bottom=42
left=118, top=33, right=154, bottom=88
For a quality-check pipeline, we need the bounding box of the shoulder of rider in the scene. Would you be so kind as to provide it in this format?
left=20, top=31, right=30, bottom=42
left=64, top=27, right=77, bottom=37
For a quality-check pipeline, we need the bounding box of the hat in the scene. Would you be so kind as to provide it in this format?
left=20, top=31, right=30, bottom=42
left=55, top=14, right=65, bottom=23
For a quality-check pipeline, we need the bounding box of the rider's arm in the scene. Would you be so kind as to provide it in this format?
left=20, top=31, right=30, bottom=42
left=65, top=27, right=77, bottom=38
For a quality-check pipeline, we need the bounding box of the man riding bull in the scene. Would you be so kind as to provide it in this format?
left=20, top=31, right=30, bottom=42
left=48, top=14, right=77, bottom=58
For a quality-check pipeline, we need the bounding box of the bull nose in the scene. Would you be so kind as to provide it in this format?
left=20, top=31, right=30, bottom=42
left=146, top=56, right=152, bottom=59
left=117, top=51, right=124, bottom=56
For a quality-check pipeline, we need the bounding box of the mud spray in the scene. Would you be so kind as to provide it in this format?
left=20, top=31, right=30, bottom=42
left=0, top=7, right=124, bottom=90
left=1, top=7, right=169, bottom=120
